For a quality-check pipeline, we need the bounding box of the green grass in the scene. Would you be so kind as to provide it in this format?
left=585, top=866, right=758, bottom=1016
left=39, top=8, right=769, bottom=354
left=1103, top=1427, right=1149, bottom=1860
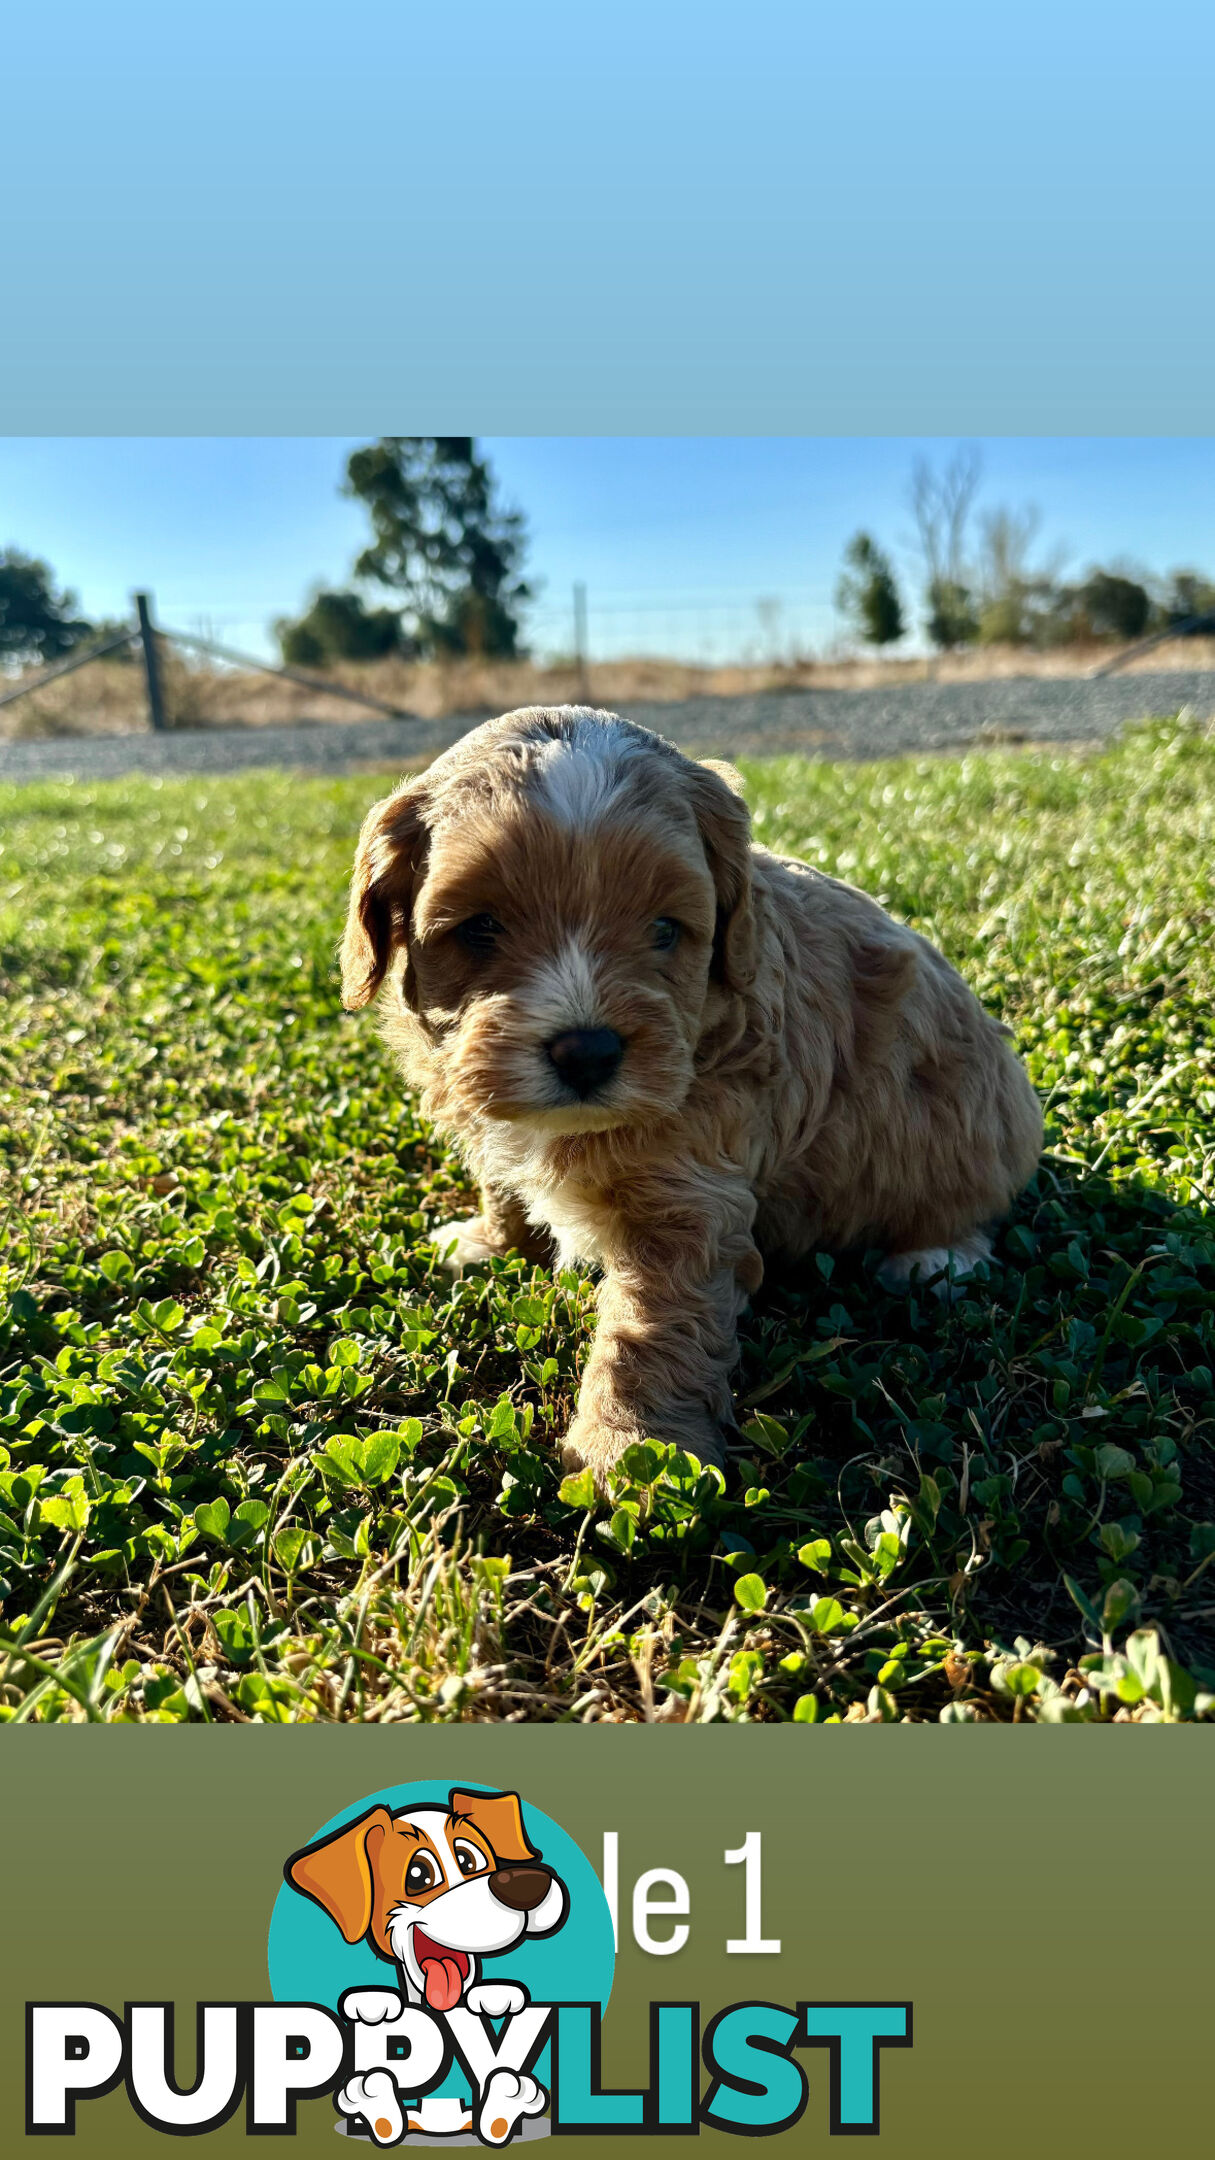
left=2, top=717, right=1214, bottom=1723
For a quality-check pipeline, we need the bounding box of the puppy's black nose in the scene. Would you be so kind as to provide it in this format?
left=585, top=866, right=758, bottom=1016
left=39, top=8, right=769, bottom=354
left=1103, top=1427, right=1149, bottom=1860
left=489, top=1866, right=553, bottom=1913
left=546, top=1028, right=624, bottom=1098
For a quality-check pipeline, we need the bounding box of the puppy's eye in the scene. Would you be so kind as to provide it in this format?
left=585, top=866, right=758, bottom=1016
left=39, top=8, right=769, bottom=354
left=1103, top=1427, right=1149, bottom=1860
left=455, top=913, right=503, bottom=956
left=405, top=1853, right=439, bottom=1896
left=650, top=918, right=681, bottom=952
left=453, top=1839, right=488, bottom=1878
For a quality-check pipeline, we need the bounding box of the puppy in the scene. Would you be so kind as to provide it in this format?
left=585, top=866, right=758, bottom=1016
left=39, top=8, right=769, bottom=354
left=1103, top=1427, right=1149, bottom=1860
left=286, top=1787, right=568, bottom=2010
left=286, top=1788, right=567, bottom=2142
left=340, top=706, right=1042, bottom=1485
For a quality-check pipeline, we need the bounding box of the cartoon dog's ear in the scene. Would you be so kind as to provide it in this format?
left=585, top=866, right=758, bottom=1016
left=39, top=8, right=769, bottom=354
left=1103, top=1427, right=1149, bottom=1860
left=284, top=1806, right=394, bottom=1943
left=688, top=758, right=756, bottom=992
left=340, top=779, right=431, bottom=1011
left=449, top=1788, right=538, bottom=1865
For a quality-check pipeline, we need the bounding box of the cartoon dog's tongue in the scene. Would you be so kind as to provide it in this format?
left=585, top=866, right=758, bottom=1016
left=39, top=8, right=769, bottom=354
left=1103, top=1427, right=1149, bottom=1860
left=423, top=1959, right=465, bottom=2012
left=413, top=1928, right=470, bottom=2011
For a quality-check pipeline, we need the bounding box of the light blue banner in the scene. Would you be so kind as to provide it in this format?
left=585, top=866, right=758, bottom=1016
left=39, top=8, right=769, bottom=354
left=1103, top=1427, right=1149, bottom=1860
left=2, top=1, right=1212, bottom=432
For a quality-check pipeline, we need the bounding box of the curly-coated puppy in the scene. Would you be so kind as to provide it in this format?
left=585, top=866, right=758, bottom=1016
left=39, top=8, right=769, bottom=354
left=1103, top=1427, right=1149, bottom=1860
left=340, top=706, right=1042, bottom=1485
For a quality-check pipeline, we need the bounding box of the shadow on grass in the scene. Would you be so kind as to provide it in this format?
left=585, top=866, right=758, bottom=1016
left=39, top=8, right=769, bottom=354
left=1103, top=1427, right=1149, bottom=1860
left=729, top=1156, right=1215, bottom=1696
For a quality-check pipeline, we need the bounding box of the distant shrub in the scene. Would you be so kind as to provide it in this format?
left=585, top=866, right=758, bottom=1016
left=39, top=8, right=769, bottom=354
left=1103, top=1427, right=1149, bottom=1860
left=835, top=532, right=905, bottom=647
left=1161, top=570, right=1215, bottom=630
left=1076, top=571, right=1152, bottom=642
left=277, top=589, right=408, bottom=667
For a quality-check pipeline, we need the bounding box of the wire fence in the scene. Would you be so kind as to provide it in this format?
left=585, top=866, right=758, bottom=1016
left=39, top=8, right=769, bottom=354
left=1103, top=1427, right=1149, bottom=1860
left=523, top=589, right=843, bottom=666
left=5, top=586, right=1210, bottom=746
left=0, top=596, right=417, bottom=735
left=14, top=588, right=851, bottom=673
left=0, top=585, right=856, bottom=747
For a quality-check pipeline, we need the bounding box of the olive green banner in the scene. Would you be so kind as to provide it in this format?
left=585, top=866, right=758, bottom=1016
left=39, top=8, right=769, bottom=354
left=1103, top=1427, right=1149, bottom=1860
left=4, top=1728, right=1210, bottom=2154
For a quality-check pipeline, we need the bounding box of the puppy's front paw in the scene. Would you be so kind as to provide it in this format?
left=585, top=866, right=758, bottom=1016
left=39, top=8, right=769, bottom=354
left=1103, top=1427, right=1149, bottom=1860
left=337, top=2070, right=403, bottom=2145
left=428, top=1214, right=502, bottom=1275
left=560, top=1414, right=643, bottom=1491
left=338, top=1987, right=404, bottom=2025
left=478, top=2068, right=547, bottom=2145
left=465, top=1980, right=528, bottom=2018
left=562, top=1409, right=727, bottom=1491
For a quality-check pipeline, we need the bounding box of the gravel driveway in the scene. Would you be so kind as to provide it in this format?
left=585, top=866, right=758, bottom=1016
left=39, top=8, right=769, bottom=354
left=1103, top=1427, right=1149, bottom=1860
left=2, top=668, right=1213, bottom=786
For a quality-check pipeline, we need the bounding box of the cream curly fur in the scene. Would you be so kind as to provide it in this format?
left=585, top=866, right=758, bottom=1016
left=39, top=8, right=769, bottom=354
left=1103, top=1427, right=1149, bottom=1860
left=340, top=707, right=1043, bottom=1484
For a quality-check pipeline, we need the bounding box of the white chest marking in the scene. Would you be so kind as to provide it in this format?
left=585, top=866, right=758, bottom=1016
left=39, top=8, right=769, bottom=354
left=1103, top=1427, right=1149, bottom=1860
left=472, top=1123, right=606, bottom=1272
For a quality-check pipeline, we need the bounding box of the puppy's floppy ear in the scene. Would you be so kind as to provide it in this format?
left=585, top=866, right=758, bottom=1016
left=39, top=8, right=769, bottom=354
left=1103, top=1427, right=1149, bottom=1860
left=284, top=1805, right=394, bottom=1943
left=449, top=1788, right=538, bottom=1866
left=688, top=758, right=756, bottom=991
left=340, top=779, right=430, bottom=1010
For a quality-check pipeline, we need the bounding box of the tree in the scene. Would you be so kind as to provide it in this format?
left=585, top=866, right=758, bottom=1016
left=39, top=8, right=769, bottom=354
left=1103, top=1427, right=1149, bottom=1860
left=909, top=447, right=982, bottom=649
left=973, top=506, right=1064, bottom=646
left=276, top=439, right=532, bottom=665
left=835, top=532, right=904, bottom=647
left=922, top=578, right=977, bottom=650
left=347, top=438, right=531, bottom=657
left=0, top=548, right=94, bottom=667
left=276, top=589, right=407, bottom=668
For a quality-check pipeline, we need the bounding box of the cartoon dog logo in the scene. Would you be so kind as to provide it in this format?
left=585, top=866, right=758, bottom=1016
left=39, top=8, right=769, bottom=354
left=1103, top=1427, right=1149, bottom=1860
left=284, top=1788, right=569, bottom=2144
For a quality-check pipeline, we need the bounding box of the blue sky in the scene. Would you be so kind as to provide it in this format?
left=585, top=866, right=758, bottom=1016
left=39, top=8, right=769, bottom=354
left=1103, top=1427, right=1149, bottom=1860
left=2, top=438, right=1213, bottom=664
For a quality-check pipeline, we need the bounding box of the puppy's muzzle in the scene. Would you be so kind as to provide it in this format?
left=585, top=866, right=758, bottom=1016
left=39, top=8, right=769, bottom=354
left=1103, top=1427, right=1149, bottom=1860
left=489, top=1865, right=554, bottom=1912
left=545, top=1028, right=624, bottom=1099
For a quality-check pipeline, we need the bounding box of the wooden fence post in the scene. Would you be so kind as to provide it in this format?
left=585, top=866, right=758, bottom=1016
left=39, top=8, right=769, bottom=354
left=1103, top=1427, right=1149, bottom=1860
left=134, top=592, right=168, bottom=732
